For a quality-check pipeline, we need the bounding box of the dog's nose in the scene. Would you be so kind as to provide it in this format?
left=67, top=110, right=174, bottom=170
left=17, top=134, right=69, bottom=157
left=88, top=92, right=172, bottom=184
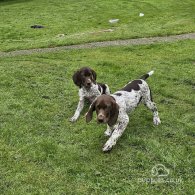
left=86, top=79, right=91, bottom=86
left=98, top=114, right=104, bottom=123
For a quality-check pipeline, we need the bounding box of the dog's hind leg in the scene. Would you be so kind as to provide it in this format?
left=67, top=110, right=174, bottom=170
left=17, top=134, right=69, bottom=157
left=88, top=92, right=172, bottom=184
left=143, top=88, right=161, bottom=125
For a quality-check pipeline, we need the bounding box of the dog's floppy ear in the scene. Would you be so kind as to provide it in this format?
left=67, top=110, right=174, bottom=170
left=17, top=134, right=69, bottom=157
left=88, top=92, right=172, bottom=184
left=108, top=101, right=119, bottom=126
left=86, top=100, right=96, bottom=123
left=91, top=69, right=97, bottom=81
left=72, top=70, right=82, bottom=88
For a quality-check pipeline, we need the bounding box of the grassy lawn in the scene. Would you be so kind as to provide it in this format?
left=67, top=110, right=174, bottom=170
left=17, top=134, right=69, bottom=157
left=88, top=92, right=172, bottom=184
left=0, top=40, right=194, bottom=194
left=0, top=0, right=195, bottom=51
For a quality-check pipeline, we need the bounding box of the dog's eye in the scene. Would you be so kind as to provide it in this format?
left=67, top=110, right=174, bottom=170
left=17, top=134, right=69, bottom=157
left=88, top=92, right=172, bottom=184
left=84, top=73, right=91, bottom=77
left=102, top=105, right=109, bottom=109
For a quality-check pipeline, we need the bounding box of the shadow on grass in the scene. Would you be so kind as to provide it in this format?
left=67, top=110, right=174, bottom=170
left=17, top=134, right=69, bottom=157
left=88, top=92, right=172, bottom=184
left=0, top=0, right=32, bottom=5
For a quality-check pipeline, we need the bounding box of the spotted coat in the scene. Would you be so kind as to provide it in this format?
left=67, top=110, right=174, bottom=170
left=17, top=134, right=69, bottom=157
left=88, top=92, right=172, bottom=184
left=70, top=65, right=111, bottom=123
left=86, top=71, right=161, bottom=152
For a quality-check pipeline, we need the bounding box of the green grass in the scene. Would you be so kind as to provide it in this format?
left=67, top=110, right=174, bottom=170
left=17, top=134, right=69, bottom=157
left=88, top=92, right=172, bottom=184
left=0, top=40, right=194, bottom=194
left=0, top=0, right=195, bottom=51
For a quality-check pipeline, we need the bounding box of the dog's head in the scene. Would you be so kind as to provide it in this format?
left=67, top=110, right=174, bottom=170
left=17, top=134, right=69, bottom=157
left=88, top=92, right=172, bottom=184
left=86, top=95, right=119, bottom=126
left=72, top=67, right=97, bottom=89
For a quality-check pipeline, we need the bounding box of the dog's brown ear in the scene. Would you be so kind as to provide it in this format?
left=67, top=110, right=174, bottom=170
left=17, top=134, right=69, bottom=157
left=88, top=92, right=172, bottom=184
left=108, top=101, right=119, bottom=126
left=91, top=69, right=97, bottom=81
left=73, top=70, right=82, bottom=88
left=86, top=100, right=96, bottom=123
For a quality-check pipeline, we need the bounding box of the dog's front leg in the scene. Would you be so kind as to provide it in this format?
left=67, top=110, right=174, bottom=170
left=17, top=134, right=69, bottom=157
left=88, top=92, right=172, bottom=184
left=70, top=98, right=84, bottom=122
left=104, top=125, right=114, bottom=137
left=103, top=114, right=129, bottom=152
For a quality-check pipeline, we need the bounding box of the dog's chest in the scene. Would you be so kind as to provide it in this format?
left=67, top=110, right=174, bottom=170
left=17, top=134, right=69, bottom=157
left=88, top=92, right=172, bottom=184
left=80, top=85, right=101, bottom=100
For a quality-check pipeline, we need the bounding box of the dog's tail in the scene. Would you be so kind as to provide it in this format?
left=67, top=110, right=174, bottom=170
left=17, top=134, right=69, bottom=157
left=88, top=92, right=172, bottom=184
left=140, top=70, right=154, bottom=80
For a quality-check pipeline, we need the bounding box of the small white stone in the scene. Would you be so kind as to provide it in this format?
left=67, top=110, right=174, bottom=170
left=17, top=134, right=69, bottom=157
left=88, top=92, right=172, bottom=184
left=109, top=19, right=119, bottom=23
left=139, top=13, right=144, bottom=17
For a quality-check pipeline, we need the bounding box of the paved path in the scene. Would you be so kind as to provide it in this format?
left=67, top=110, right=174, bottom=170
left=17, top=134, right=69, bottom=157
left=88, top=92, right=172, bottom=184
left=0, top=33, right=195, bottom=57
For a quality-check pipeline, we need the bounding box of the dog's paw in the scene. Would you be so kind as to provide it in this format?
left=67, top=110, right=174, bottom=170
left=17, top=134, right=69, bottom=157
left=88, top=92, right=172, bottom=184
left=102, top=139, right=114, bottom=152
left=69, top=116, right=78, bottom=122
left=104, top=129, right=112, bottom=137
left=153, top=117, right=161, bottom=125
left=102, top=142, right=113, bottom=152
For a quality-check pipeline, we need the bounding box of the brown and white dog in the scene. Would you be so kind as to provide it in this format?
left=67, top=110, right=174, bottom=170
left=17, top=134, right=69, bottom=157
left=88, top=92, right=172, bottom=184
left=70, top=67, right=110, bottom=122
left=86, top=71, right=161, bottom=152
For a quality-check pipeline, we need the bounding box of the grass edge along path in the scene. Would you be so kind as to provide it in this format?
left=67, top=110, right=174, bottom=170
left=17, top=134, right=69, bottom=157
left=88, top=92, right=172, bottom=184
left=0, top=32, right=195, bottom=57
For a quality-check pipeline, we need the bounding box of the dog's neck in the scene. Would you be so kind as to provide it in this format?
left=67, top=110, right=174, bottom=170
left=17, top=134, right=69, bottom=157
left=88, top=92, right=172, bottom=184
left=82, top=83, right=97, bottom=92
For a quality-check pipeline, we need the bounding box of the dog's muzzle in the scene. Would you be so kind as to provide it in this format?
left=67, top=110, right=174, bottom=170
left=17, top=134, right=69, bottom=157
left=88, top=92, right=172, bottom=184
left=97, top=113, right=106, bottom=123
